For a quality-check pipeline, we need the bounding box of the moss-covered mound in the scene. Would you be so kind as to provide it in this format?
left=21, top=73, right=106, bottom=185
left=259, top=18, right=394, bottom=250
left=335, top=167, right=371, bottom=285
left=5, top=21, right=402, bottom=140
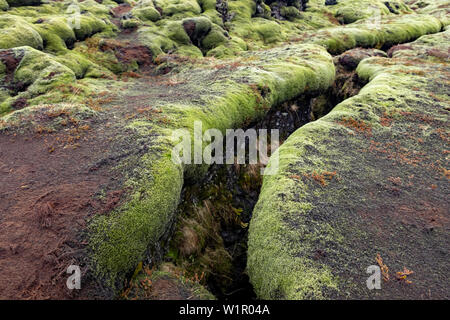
left=247, top=29, right=450, bottom=299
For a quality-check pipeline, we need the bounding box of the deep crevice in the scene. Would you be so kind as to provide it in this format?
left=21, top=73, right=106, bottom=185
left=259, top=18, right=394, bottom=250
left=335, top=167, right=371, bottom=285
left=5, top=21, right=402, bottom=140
left=152, top=51, right=367, bottom=300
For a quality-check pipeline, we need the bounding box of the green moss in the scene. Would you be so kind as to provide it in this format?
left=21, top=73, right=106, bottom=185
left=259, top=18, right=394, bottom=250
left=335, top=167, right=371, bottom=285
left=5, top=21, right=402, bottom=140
left=154, top=0, right=202, bottom=18
left=407, top=0, right=450, bottom=26
left=0, top=59, right=5, bottom=75
left=132, top=5, right=161, bottom=22
left=34, top=17, right=77, bottom=53
left=72, top=40, right=125, bottom=75
left=182, top=16, right=212, bottom=45
left=253, top=19, right=284, bottom=44
left=166, top=20, right=191, bottom=44
left=201, top=25, right=228, bottom=51
left=138, top=25, right=177, bottom=57
left=323, top=0, right=411, bottom=24
left=121, top=18, right=141, bottom=29
left=333, top=0, right=390, bottom=24
left=303, top=14, right=442, bottom=54
left=281, top=6, right=303, bottom=21
left=175, top=44, right=203, bottom=58
left=89, top=156, right=184, bottom=287
left=1, top=0, right=447, bottom=298
left=0, top=15, right=43, bottom=50
left=0, top=102, right=97, bottom=132
left=257, top=2, right=272, bottom=19
left=55, top=51, right=111, bottom=79
left=79, top=0, right=112, bottom=17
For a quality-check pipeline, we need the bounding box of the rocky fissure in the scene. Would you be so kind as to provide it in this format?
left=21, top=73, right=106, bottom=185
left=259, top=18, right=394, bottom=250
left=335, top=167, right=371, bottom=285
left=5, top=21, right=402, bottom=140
left=130, top=48, right=372, bottom=300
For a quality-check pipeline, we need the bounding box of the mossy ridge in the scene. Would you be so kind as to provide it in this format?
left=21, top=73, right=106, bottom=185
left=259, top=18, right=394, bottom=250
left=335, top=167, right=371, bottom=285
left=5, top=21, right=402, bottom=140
left=297, top=13, right=442, bottom=54
left=0, top=0, right=447, bottom=298
left=247, top=29, right=450, bottom=299
left=315, top=0, right=412, bottom=24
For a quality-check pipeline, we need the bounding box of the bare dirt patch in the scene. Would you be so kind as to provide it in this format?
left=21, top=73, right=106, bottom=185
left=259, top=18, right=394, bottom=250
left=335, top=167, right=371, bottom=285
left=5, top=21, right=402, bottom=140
left=0, top=112, right=128, bottom=299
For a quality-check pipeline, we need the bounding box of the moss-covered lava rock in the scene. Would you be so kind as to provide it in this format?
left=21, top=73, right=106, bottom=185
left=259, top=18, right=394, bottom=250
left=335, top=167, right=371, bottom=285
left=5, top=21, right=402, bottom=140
left=247, top=29, right=450, bottom=300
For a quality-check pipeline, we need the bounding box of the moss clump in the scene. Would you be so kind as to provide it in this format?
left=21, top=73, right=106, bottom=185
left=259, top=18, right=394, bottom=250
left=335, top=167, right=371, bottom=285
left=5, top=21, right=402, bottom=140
left=121, top=18, right=141, bottom=29
left=132, top=4, right=162, bottom=22
left=182, top=16, right=212, bottom=46
left=73, top=15, right=107, bottom=40
left=408, top=0, right=450, bottom=26
left=0, top=0, right=9, bottom=11
left=55, top=51, right=110, bottom=79
left=201, top=25, right=228, bottom=51
left=154, top=0, right=202, bottom=18
left=175, top=44, right=203, bottom=58
left=34, top=17, right=77, bottom=53
left=0, top=15, right=43, bottom=50
left=0, top=59, right=5, bottom=75
left=325, top=0, right=411, bottom=24
left=166, top=21, right=192, bottom=44
left=281, top=6, right=303, bottom=21
left=301, top=14, right=442, bottom=54
left=253, top=19, right=284, bottom=44
left=0, top=46, right=78, bottom=114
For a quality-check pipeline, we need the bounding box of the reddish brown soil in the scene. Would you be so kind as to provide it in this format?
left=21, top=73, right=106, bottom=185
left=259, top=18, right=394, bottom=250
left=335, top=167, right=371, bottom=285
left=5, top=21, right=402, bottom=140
left=100, top=40, right=153, bottom=69
left=0, top=50, right=23, bottom=84
left=110, top=4, right=131, bottom=18
left=11, top=98, right=29, bottom=110
left=0, top=124, right=123, bottom=299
